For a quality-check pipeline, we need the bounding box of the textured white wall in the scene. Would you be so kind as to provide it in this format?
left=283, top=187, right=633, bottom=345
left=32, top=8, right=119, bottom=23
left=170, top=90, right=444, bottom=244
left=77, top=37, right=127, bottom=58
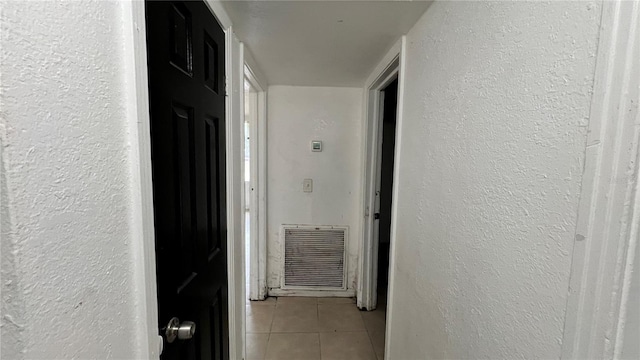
left=0, top=1, right=143, bottom=358
left=266, top=86, right=363, bottom=292
left=388, top=1, right=601, bottom=358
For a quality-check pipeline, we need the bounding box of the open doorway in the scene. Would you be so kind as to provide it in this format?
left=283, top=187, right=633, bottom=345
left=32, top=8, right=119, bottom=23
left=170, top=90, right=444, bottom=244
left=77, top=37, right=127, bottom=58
left=242, top=68, right=262, bottom=302
left=375, top=78, right=398, bottom=308
left=242, top=62, right=268, bottom=304
left=244, top=78, right=255, bottom=299
left=360, top=54, right=400, bottom=312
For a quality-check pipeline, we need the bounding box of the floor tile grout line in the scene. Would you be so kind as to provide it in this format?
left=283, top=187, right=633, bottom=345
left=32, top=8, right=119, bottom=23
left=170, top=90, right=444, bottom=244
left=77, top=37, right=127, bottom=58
left=267, top=303, right=275, bottom=333
left=364, top=326, right=379, bottom=360
left=317, top=331, right=323, bottom=360
left=265, top=331, right=271, bottom=360
left=360, top=309, right=381, bottom=359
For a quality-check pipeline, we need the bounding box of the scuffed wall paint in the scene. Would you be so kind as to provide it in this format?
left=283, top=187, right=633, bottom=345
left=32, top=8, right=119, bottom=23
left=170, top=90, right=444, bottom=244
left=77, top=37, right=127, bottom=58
left=388, top=1, right=601, bottom=358
left=0, top=1, right=140, bottom=357
left=266, top=86, right=363, bottom=292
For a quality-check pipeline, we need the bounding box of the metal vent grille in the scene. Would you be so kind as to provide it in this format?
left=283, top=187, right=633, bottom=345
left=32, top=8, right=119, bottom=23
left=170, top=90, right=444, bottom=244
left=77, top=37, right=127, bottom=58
left=283, top=226, right=347, bottom=289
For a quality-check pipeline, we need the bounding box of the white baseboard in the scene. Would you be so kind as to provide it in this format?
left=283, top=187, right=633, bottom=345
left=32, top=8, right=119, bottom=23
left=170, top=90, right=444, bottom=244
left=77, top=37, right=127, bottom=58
left=268, top=288, right=356, bottom=298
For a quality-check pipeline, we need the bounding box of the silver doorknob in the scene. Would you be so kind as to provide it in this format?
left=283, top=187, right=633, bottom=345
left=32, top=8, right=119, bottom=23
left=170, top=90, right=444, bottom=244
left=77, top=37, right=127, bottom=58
left=165, top=317, right=196, bottom=343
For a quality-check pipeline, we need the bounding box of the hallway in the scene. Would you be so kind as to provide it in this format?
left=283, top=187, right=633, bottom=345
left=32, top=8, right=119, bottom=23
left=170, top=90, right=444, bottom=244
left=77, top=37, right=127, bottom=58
left=246, top=297, right=386, bottom=360
left=2, top=1, right=639, bottom=359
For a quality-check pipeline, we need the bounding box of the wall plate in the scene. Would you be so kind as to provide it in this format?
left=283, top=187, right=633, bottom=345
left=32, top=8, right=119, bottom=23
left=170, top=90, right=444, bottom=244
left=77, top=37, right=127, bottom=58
left=311, top=140, right=322, bottom=152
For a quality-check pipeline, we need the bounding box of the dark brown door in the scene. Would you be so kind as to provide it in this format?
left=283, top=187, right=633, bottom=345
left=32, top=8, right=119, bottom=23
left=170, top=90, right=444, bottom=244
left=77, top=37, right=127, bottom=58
left=145, top=1, right=228, bottom=359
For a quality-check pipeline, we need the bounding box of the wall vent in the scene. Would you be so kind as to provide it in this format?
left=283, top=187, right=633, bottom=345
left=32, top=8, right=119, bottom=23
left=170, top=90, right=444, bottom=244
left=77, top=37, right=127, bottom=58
left=282, top=225, right=347, bottom=290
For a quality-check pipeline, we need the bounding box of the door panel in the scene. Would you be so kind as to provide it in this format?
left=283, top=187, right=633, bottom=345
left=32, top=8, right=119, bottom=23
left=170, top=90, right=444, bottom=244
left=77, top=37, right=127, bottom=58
left=145, top=1, right=228, bottom=359
left=168, top=3, right=193, bottom=75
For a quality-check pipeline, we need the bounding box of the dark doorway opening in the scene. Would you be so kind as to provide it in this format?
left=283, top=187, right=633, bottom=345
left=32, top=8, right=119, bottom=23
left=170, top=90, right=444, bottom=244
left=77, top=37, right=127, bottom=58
left=377, top=78, right=398, bottom=306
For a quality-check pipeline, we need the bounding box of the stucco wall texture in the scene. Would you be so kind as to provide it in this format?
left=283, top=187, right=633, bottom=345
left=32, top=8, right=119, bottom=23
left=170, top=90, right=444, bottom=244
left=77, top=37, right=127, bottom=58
left=388, top=1, right=601, bottom=359
left=1, top=1, right=141, bottom=358
left=266, top=86, right=363, bottom=292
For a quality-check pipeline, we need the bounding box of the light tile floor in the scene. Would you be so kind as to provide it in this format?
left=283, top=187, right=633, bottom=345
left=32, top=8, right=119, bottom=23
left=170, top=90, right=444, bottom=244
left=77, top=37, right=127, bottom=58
left=246, top=296, right=386, bottom=360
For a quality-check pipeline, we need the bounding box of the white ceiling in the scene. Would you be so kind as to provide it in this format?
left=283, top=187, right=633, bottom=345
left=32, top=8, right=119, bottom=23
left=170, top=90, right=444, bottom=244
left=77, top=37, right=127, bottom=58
left=222, top=1, right=432, bottom=87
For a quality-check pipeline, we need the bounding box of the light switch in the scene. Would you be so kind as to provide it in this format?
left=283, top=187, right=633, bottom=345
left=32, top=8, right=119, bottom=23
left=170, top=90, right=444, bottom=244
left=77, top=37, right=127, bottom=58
left=303, top=179, right=313, bottom=193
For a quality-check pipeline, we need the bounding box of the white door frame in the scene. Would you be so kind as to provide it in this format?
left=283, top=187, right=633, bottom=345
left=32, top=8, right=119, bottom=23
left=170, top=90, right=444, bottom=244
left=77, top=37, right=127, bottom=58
left=561, top=1, right=640, bottom=358
left=243, top=59, right=269, bottom=301
left=125, top=1, right=243, bottom=358
left=124, top=2, right=162, bottom=357
left=228, top=32, right=245, bottom=360
left=358, top=43, right=401, bottom=311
